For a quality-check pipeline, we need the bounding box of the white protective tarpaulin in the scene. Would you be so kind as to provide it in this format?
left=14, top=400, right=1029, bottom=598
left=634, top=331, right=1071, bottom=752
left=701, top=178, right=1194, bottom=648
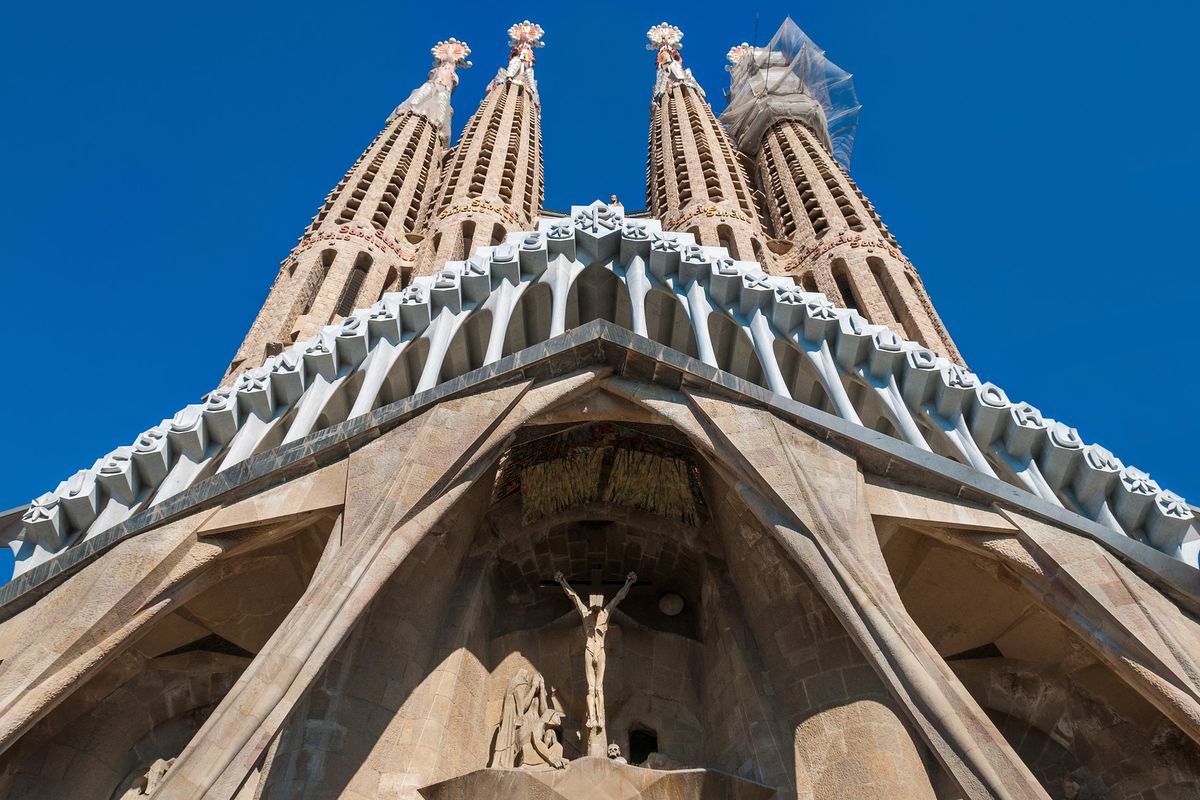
left=721, top=18, right=861, bottom=169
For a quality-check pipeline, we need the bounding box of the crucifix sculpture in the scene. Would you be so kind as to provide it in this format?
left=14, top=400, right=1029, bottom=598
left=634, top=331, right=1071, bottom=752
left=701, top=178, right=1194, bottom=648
left=552, top=567, right=639, bottom=756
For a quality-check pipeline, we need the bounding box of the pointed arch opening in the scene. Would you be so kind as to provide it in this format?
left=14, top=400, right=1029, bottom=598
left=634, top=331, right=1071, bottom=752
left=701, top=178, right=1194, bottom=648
left=503, top=283, right=552, bottom=358
left=707, top=314, right=765, bottom=388
left=717, top=224, right=739, bottom=259
left=460, top=220, right=477, bottom=262
left=334, top=252, right=373, bottom=318
left=831, top=258, right=861, bottom=314
left=644, top=289, right=698, bottom=358
left=772, top=340, right=832, bottom=412
left=564, top=263, right=633, bottom=332
left=439, top=310, right=492, bottom=383
left=378, top=337, right=431, bottom=407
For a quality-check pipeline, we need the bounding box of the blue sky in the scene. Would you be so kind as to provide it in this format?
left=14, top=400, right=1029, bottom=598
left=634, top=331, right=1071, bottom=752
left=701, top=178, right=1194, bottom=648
left=0, top=1, right=1196, bottom=581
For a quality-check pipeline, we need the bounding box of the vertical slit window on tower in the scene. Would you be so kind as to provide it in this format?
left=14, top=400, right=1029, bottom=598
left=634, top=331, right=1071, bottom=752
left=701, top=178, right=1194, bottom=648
left=832, top=259, right=861, bottom=313
left=460, top=220, right=476, bottom=261
left=334, top=253, right=372, bottom=318
left=799, top=128, right=864, bottom=233
left=868, top=256, right=921, bottom=342
left=717, top=225, right=739, bottom=259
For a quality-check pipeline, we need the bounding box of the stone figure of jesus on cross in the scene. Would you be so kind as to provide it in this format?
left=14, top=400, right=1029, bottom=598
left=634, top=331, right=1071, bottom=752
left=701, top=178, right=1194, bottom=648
left=554, top=569, right=637, bottom=756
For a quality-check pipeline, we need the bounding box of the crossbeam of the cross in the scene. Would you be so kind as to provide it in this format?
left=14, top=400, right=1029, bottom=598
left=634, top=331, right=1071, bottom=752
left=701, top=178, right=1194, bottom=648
left=538, top=564, right=651, bottom=593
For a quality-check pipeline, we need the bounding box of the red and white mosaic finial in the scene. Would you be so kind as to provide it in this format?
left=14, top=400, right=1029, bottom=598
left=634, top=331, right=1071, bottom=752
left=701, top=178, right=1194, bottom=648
left=646, top=22, right=684, bottom=51
left=726, top=43, right=751, bottom=65
left=507, top=20, right=545, bottom=49
left=431, top=38, right=472, bottom=68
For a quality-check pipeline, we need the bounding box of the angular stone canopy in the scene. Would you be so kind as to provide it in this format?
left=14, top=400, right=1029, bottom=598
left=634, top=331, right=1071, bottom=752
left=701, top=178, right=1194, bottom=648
left=8, top=203, right=1196, bottom=589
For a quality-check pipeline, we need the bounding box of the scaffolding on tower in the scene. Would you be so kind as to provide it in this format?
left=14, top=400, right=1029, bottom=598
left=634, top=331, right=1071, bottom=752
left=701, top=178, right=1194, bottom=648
left=721, top=17, right=861, bottom=169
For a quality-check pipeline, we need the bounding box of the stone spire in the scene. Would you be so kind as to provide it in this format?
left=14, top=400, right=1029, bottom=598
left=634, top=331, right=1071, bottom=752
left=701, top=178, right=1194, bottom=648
left=644, top=23, right=773, bottom=267
left=721, top=19, right=961, bottom=362
left=415, top=21, right=545, bottom=275
left=222, top=39, right=471, bottom=382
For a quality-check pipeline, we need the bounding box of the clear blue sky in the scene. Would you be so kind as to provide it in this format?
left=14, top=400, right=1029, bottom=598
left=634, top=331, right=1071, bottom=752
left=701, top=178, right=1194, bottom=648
left=1, top=1, right=1196, bottom=582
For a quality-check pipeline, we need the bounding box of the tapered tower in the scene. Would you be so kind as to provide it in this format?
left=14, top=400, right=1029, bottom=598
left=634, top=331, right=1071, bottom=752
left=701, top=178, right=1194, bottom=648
left=222, top=39, right=471, bottom=381
left=416, top=21, right=545, bottom=275
left=722, top=20, right=961, bottom=362
left=644, top=23, right=773, bottom=266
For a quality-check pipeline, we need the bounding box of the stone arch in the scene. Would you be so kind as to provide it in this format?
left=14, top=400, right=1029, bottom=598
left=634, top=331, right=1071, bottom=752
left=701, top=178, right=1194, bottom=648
left=707, top=313, right=765, bottom=387
left=644, top=288, right=698, bottom=358
left=378, top=336, right=431, bottom=407
left=772, top=339, right=832, bottom=411
left=503, top=283, right=552, bottom=358
left=440, top=309, right=492, bottom=383
left=880, top=529, right=1200, bottom=798
left=0, top=652, right=249, bottom=800
left=564, top=263, right=633, bottom=331
left=0, top=512, right=338, bottom=800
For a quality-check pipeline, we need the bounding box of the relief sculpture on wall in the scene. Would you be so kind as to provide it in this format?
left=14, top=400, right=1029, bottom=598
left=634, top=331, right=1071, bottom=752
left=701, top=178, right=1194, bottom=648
left=489, top=668, right=568, bottom=770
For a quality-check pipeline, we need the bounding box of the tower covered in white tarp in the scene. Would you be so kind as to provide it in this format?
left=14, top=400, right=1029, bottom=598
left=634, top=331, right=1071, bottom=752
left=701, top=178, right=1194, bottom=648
left=721, top=17, right=860, bottom=168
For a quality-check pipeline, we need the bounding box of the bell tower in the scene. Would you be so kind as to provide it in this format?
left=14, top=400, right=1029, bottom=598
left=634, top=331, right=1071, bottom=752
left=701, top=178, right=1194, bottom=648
left=222, top=38, right=471, bottom=382
left=415, top=21, right=545, bottom=275
left=721, top=20, right=961, bottom=361
left=644, top=23, right=773, bottom=267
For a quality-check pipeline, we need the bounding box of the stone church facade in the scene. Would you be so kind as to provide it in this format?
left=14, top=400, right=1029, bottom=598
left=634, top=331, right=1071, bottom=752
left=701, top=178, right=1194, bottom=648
left=1, top=19, right=1198, bottom=800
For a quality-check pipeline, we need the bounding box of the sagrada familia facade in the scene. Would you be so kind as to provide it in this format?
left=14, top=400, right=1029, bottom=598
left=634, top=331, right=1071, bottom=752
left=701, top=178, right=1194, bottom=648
left=1, top=18, right=1197, bottom=800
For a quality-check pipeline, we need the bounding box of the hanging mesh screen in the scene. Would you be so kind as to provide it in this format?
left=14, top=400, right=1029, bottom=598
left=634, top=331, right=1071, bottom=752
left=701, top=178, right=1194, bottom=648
left=720, top=17, right=861, bottom=169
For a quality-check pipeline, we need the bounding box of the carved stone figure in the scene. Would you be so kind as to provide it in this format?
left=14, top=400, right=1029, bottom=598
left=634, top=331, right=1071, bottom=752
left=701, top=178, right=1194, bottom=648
left=555, top=570, right=637, bottom=755
left=490, top=668, right=567, bottom=770
left=521, top=707, right=568, bottom=769
left=607, top=743, right=628, bottom=764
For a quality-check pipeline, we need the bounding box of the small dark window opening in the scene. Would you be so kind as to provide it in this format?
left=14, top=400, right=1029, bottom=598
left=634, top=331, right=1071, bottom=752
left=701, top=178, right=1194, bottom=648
left=629, top=727, right=658, bottom=765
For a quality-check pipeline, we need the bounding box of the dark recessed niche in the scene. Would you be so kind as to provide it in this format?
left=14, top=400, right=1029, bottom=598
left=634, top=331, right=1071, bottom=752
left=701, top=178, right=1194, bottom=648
left=630, top=727, right=658, bottom=765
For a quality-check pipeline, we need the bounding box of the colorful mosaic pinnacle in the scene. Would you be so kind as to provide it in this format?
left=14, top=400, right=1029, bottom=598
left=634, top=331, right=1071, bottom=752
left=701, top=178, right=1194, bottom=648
left=646, top=22, right=684, bottom=50
left=508, top=20, right=545, bottom=48
left=726, top=42, right=751, bottom=65
left=431, top=38, right=472, bottom=68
